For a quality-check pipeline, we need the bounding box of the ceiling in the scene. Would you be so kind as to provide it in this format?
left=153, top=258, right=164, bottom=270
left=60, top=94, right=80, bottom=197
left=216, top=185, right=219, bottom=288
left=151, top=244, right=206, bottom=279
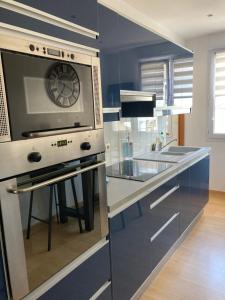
left=124, top=0, right=225, bottom=39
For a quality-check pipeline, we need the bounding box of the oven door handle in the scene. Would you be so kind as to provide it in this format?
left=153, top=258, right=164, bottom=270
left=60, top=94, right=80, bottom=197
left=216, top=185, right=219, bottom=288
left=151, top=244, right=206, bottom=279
left=8, top=161, right=105, bottom=194
left=22, top=126, right=93, bottom=138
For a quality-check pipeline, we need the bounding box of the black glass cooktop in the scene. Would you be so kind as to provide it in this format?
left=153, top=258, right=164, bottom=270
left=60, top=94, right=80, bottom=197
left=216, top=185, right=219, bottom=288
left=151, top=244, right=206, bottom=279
left=106, top=159, right=173, bottom=182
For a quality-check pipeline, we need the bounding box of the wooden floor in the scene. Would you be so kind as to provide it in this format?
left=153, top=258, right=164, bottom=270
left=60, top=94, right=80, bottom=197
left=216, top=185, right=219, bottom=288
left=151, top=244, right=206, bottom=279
left=140, top=191, right=225, bottom=300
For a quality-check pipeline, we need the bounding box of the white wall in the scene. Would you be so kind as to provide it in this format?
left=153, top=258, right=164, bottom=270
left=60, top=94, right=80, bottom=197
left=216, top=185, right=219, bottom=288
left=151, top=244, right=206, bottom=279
left=185, top=32, right=225, bottom=191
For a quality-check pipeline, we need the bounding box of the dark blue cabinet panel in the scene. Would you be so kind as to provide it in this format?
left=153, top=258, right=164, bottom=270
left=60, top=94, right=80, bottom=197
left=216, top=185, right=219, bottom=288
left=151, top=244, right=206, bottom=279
left=145, top=177, right=180, bottom=236
left=39, top=244, right=110, bottom=300
left=151, top=212, right=179, bottom=269
left=109, top=199, right=152, bottom=300
left=145, top=177, right=180, bottom=270
left=15, top=0, right=98, bottom=32
left=98, top=4, right=120, bottom=110
left=189, top=156, right=209, bottom=211
left=179, top=156, right=209, bottom=233
left=0, top=251, right=7, bottom=300
left=96, top=284, right=112, bottom=300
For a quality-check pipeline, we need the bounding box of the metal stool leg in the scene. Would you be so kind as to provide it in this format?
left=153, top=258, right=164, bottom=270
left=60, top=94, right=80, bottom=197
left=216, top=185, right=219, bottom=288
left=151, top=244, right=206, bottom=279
left=71, top=178, right=83, bottom=233
left=53, top=185, right=60, bottom=224
left=48, top=186, right=54, bottom=251
left=26, top=191, right=34, bottom=239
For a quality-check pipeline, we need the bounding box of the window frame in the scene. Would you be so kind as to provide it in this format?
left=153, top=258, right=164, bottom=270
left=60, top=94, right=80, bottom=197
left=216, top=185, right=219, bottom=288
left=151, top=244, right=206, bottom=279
left=208, top=48, right=225, bottom=139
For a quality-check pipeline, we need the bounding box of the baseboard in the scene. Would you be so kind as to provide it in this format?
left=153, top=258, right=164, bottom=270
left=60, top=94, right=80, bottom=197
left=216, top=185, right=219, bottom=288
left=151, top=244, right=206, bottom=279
left=131, top=210, right=204, bottom=300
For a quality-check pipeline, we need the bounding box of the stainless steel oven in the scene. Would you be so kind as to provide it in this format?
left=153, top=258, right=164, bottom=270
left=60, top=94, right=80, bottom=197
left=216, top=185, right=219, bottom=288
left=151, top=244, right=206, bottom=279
left=0, top=25, right=108, bottom=300
left=0, top=33, right=103, bottom=141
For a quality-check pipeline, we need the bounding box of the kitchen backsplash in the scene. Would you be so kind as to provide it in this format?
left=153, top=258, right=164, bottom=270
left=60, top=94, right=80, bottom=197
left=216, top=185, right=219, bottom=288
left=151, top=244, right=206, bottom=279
left=104, top=116, right=178, bottom=165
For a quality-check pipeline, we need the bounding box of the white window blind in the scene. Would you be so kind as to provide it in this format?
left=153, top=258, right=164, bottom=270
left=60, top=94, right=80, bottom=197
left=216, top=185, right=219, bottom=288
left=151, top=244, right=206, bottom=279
left=140, top=61, right=167, bottom=107
left=173, top=57, right=193, bottom=108
left=212, top=51, right=225, bottom=134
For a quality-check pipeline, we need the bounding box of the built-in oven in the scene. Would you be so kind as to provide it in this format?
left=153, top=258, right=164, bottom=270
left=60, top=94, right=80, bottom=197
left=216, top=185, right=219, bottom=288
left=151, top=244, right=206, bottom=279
left=0, top=34, right=103, bottom=141
left=0, top=24, right=107, bottom=300
left=0, top=152, right=108, bottom=298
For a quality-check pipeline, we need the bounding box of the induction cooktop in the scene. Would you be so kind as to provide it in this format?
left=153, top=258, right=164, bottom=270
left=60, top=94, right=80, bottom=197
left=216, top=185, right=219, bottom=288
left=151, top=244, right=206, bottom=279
left=106, top=159, right=173, bottom=182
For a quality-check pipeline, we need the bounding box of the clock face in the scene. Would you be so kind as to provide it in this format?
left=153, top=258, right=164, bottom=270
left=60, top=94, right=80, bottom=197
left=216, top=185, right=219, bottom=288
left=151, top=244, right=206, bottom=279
left=46, top=63, right=80, bottom=108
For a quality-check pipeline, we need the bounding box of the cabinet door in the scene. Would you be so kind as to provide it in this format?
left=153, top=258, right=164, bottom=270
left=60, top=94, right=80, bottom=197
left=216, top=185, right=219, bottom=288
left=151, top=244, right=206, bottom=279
left=144, top=177, right=180, bottom=236
left=39, top=244, right=110, bottom=300
left=179, top=168, right=192, bottom=233
left=98, top=5, right=120, bottom=109
left=150, top=212, right=180, bottom=269
left=179, top=156, right=209, bottom=234
left=110, top=199, right=152, bottom=300
left=15, top=0, right=98, bottom=32
left=145, top=178, right=180, bottom=269
left=189, top=156, right=209, bottom=212
left=0, top=250, right=7, bottom=300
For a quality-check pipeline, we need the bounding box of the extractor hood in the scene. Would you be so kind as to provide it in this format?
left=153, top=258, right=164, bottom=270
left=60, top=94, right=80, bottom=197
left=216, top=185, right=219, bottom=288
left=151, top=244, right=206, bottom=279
left=120, top=90, right=156, bottom=118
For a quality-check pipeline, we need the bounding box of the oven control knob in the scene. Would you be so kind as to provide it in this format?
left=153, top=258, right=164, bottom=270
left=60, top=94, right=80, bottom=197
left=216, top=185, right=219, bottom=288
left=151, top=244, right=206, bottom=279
left=80, top=142, right=91, bottom=151
left=28, top=152, right=42, bottom=163
left=29, top=44, right=35, bottom=51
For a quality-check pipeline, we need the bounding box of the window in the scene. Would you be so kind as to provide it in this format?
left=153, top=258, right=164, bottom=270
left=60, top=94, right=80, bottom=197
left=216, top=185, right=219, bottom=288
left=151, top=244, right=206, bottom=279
left=210, top=50, right=225, bottom=136
left=173, top=57, right=193, bottom=108
left=140, top=61, right=168, bottom=107
left=140, top=57, right=193, bottom=108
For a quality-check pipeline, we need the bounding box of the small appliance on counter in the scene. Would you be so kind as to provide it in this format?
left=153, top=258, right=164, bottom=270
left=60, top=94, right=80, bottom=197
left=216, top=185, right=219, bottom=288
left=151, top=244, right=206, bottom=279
left=106, top=159, right=173, bottom=182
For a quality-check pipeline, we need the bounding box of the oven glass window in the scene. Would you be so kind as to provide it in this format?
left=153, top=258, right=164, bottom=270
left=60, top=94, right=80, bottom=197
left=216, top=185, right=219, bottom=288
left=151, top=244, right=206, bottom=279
left=2, top=51, right=95, bottom=140
left=17, top=158, right=102, bottom=291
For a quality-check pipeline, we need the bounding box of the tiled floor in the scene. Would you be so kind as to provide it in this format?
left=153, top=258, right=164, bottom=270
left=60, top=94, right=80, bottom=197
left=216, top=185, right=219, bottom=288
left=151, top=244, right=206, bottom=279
left=140, top=191, right=225, bottom=300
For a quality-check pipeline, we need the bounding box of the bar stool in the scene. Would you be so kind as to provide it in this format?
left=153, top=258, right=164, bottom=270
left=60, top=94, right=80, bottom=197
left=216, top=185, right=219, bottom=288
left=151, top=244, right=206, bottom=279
left=26, top=177, right=83, bottom=251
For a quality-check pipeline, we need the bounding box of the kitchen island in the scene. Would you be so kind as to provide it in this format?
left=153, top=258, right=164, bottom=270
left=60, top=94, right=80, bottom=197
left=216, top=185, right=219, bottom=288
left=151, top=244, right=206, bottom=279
left=107, top=148, right=210, bottom=300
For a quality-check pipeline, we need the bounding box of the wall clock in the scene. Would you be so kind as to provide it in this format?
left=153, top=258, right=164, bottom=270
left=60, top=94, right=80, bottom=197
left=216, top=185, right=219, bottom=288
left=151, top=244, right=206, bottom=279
left=46, top=63, right=80, bottom=108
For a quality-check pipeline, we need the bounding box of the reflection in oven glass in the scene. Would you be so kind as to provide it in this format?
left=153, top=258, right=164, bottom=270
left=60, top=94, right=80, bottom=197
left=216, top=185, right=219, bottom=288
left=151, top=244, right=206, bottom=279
left=17, top=160, right=101, bottom=291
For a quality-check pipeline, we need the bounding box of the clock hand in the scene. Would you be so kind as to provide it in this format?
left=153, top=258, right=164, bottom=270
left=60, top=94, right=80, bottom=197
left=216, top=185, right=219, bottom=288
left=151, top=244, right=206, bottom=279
left=55, top=84, right=66, bottom=102
left=63, top=82, right=74, bottom=92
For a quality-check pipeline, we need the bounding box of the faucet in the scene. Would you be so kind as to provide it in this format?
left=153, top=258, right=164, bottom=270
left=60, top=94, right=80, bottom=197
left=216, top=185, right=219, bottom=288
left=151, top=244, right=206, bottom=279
left=160, top=138, right=177, bottom=151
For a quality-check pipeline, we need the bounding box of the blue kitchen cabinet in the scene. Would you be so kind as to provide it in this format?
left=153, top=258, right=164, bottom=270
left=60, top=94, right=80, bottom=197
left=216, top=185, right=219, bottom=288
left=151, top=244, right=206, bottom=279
left=98, top=4, right=120, bottom=110
left=110, top=157, right=210, bottom=299
left=39, top=244, right=111, bottom=300
left=179, top=156, right=209, bottom=233
left=15, top=0, right=98, bottom=32
left=109, top=178, right=181, bottom=300
left=145, top=177, right=181, bottom=270
left=189, top=156, right=209, bottom=211
left=0, top=1, right=98, bottom=49
left=0, top=250, right=7, bottom=300
left=109, top=199, right=152, bottom=300
left=117, top=14, right=162, bottom=93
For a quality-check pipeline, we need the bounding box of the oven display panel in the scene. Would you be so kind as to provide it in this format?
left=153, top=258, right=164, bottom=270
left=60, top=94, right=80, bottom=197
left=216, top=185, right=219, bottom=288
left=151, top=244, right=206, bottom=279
left=57, top=140, right=68, bottom=147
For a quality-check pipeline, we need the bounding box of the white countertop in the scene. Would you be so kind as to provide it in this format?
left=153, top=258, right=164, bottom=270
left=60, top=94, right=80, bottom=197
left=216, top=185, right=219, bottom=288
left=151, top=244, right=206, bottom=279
left=107, top=148, right=210, bottom=217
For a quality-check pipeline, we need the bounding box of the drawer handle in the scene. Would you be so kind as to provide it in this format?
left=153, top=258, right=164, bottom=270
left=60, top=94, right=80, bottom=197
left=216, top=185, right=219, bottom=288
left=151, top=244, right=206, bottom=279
left=150, top=212, right=180, bottom=242
left=150, top=185, right=180, bottom=210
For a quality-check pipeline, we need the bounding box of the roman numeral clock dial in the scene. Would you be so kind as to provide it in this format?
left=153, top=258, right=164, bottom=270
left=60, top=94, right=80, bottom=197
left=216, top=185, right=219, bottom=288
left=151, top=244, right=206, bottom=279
left=46, top=63, right=80, bottom=108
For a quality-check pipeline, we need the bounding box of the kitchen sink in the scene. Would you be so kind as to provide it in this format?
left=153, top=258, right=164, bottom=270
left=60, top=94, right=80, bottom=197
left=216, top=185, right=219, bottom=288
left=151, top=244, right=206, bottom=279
left=134, top=146, right=207, bottom=164
left=165, top=146, right=201, bottom=153
left=160, top=151, right=186, bottom=156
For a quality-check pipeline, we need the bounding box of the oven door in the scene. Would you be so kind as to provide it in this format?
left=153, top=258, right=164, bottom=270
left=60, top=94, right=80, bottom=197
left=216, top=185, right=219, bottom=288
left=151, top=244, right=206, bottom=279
left=0, top=154, right=108, bottom=299
left=1, top=50, right=101, bottom=141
